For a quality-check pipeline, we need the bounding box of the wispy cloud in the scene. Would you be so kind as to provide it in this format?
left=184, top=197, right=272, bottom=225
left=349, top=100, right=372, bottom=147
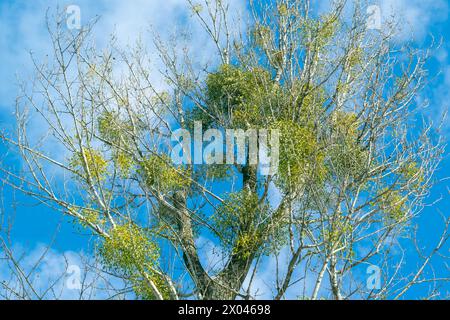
left=314, top=0, right=448, bottom=42
left=378, top=0, right=448, bottom=41
left=0, top=0, right=247, bottom=171
left=0, top=243, right=128, bottom=299
left=0, top=0, right=246, bottom=109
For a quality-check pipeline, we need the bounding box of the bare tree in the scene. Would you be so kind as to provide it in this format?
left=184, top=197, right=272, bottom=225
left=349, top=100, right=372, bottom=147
left=0, top=0, right=448, bottom=300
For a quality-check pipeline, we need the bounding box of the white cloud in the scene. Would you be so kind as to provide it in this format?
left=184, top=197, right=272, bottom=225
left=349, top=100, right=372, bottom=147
left=0, top=0, right=247, bottom=176
left=377, top=0, right=448, bottom=41
left=428, top=65, right=450, bottom=132
left=0, top=243, right=128, bottom=299
left=0, top=0, right=246, bottom=109
left=314, top=0, right=448, bottom=42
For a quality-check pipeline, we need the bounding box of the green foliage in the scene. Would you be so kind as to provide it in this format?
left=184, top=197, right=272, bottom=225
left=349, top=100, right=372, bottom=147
left=99, top=223, right=159, bottom=276
left=131, top=273, right=171, bottom=300
left=97, top=111, right=136, bottom=177
left=233, top=232, right=261, bottom=259
left=205, top=64, right=272, bottom=128
left=215, top=191, right=259, bottom=241
left=99, top=223, right=172, bottom=300
left=399, top=161, right=424, bottom=187
left=273, top=120, right=326, bottom=191
left=301, top=14, right=339, bottom=51
left=278, top=3, right=289, bottom=16
left=185, top=107, right=216, bottom=130
left=328, top=111, right=368, bottom=180
left=293, top=81, right=327, bottom=124
left=232, top=102, right=264, bottom=128
left=252, top=24, right=273, bottom=48
left=114, top=152, right=134, bottom=177
left=214, top=191, right=263, bottom=254
left=81, top=208, right=105, bottom=228
left=192, top=4, right=203, bottom=14
left=70, top=148, right=108, bottom=181
left=140, top=155, right=190, bottom=192
left=336, top=80, right=350, bottom=96
left=331, top=111, right=359, bottom=136
left=213, top=190, right=287, bottom=257
left=347, top=47, right=364, bottom=68
left=379, top=189, right=407, bottom=222
left=324, top=217, right=353, bottom=246
left=98, top=111, right=130, bottom=146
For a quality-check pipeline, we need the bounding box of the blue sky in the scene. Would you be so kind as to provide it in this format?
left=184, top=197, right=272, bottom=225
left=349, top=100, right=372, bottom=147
left=0, top=0, right=449, bottom=299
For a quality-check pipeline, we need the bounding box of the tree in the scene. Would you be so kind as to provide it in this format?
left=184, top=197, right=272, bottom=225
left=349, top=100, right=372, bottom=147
left=1, top=0, right=448, bottom=300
